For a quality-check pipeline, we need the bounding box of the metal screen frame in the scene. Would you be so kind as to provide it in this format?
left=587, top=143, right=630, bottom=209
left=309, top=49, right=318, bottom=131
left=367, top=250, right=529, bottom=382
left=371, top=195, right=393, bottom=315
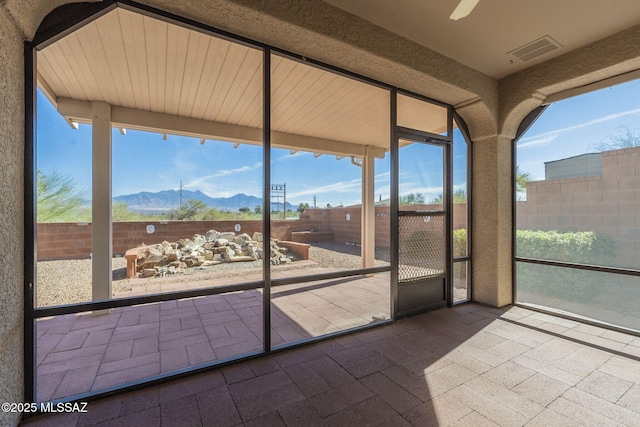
left=23, top=0, right=463, bottom=409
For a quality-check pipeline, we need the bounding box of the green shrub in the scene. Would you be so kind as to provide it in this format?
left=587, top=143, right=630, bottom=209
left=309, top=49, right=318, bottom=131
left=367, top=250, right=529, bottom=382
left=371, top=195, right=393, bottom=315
left=453, top=228, right=467, bottom=282
left=453, top=229, right=466, bottom=258
left=516, top=230, right=616, bottom=301
left=516, top=229, right=615, bottom=265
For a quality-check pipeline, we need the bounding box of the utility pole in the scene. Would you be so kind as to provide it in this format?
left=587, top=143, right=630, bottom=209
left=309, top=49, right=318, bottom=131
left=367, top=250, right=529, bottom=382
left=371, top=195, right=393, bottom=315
left=179, top=180, right=183, bottom=208
left=270, top=184, right=286, bottom=218
left=283, top=183, right=287, bottom=219
left=313, top=195, right=317, bottom=208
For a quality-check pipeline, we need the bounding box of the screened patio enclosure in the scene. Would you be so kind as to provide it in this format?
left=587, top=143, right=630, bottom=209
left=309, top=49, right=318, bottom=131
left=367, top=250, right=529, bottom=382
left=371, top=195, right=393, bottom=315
left=29, top=3, right=470, bottom=403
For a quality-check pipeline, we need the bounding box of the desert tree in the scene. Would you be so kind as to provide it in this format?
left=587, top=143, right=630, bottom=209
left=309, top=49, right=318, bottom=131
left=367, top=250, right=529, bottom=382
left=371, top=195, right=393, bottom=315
left=36, top=169, right=86, bottom=222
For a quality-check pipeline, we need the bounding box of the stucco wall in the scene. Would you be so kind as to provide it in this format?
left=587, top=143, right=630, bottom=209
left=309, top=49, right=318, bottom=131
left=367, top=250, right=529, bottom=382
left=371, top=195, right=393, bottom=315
left=472, top=134, right=513, bottom=307
left=0, top=7, right=24, bottom=427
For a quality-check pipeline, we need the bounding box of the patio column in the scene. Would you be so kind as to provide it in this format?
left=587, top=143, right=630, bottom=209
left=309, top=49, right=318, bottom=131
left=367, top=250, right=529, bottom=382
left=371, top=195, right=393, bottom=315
left=91, top=101, right=112, bottom=306
left=362, top=145, right=375, bottom=269
left=472, top=134, right=512, bottom=307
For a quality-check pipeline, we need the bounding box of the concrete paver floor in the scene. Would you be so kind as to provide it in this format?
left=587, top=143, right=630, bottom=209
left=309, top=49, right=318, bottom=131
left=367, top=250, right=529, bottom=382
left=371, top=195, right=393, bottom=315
left=35, top=269, right=390, bottom=401
left=23, top=302, right=640, bottom=426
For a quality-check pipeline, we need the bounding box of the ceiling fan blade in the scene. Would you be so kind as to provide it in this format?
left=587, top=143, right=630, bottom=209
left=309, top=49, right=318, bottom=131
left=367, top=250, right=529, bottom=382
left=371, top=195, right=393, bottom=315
left=449, top=0, right=480, bottom=20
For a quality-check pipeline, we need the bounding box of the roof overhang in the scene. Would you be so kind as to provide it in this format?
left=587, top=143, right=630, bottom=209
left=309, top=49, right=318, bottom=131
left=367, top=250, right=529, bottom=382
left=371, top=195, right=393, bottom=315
left=37, top=6, right=450, bottom=159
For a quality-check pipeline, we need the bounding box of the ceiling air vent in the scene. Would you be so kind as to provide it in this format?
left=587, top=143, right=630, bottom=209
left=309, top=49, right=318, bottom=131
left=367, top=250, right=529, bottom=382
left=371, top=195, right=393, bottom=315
left=509, top=36, right=561, bottom=62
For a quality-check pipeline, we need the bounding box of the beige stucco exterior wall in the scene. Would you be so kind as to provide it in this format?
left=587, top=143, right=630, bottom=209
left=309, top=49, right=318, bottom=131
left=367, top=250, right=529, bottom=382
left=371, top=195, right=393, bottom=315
left=472, top=134, right=514, bottom=307
left=0, top=6, right=25, bottom=427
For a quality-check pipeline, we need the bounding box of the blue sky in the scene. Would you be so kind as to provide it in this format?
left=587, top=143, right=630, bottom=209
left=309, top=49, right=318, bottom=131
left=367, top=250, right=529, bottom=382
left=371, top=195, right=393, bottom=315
left=36, top=89, right=469, bottom=208
left=37, top=76, right=640, bottom=208
left=517, top=78, right=640, bottom=181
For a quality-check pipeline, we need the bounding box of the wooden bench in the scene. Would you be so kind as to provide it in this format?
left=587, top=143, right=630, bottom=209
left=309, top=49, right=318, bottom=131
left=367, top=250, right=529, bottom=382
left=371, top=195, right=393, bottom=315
left=124, top=246, right=148, bottom=279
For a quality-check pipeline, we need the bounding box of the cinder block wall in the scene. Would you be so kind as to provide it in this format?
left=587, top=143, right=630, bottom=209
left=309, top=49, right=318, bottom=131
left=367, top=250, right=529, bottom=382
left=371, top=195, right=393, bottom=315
left=38, top=220, right=289, bottom=259
left=517, top=146, right=640, bottom=268
left=37, top=204, right=469, bottom=260
left=300, top=204, right=468, bottom=248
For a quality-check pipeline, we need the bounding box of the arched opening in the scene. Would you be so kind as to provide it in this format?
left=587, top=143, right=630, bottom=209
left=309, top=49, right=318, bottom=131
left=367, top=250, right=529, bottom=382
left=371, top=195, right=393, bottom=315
left=513, top=78, right=640, bottom=334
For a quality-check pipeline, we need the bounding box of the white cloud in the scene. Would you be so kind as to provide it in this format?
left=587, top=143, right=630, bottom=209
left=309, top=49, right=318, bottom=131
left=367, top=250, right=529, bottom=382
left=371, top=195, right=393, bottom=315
left=274, top=151, right=313, bottom=162
left=184, top=162, right=262, bottom=188
left=288, top=178, right=361, bottom=199
left=517, top=134, right=558, bottom=149
left=520, top=107, right=640, bottom=142
left=375, top=171, right=391, bottom=182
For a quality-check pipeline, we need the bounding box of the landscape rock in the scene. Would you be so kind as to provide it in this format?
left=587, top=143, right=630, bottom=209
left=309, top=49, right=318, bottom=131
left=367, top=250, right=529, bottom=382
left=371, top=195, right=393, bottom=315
left=205, top=230, right=220, bottom=240
left=132, top=229, right=294, bottom=278
left=165, top=248, right=180, bottom=262
left=141, top=268, right=157, bottom=278
left=233, top=233, right=252, bottom=244
left=140, top=247, right=165, bottom=269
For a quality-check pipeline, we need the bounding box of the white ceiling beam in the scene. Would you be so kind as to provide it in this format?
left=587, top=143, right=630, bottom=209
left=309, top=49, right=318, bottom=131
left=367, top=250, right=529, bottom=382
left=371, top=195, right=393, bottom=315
left=56, top=98, right=386, bottom=158
left=271, top=129, right=386, bottom=159
left=58, top=97, right=262, bottom=144
left=36, top=73, right=58, bottom=109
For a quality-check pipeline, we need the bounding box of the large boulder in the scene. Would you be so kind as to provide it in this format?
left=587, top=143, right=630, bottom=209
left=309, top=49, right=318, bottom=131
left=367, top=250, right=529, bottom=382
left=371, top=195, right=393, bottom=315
left=165, top=248, right=180, bottom=262
left=140, top=247, right=165, bottom=269
left=131, top=228, right=295, bottom=277
left=205, top=230, right=220, bottom=241
left=193, top=234, right=206, bottom=246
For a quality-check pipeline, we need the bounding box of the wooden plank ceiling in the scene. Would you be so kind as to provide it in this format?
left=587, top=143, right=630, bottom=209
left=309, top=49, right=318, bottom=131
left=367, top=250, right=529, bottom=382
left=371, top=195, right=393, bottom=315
left=37, top=8, right=447, bottom=153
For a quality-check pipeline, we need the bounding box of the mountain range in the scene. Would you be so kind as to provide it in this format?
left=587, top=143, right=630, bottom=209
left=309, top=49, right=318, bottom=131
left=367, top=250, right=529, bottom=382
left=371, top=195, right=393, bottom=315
left=113, top=189, right=293, bottom=213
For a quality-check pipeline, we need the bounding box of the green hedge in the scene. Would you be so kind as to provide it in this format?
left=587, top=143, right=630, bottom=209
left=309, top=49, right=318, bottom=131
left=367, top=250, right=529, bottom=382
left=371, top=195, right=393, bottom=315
left=516, top=229, right=615, bottom=265
left=449, top=228, right=614, bottom=264
left=409, top=229, right=615, bottom=300
left=516, top=229, right=616, bottom=300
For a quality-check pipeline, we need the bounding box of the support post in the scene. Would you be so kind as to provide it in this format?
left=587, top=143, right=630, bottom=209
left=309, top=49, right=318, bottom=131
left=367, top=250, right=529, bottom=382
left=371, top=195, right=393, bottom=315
left=362, top=146, right=375, bottom=269
left=91, top=102, right=112, bottom=309
left=472, top=134, right=512, bottom=306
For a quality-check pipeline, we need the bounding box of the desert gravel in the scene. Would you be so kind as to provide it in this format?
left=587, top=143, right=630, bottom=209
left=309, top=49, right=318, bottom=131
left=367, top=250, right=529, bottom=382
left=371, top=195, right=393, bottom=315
left=36, top=242, right=390, bottom=307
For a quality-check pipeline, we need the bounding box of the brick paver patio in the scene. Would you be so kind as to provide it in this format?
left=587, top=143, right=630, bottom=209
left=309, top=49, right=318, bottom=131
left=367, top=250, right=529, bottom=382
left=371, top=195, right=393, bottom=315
left=35, top=268, right=390, bottom=401
left=24, top=302, right=640, bottom=426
